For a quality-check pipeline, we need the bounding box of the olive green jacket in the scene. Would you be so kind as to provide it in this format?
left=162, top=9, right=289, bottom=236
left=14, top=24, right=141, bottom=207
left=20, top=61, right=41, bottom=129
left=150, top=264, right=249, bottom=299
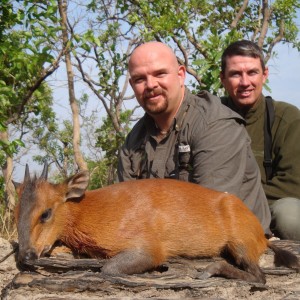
left=221, top=95, right=300, bottom=204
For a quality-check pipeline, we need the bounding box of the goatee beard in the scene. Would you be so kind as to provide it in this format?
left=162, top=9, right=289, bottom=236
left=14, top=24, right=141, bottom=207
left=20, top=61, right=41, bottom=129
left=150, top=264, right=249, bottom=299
left=144, top=100, right=168, bottom=115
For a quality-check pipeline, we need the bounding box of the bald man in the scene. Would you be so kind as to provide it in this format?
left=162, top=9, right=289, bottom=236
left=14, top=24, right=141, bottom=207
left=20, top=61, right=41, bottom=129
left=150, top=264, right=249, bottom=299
left=117, top=42, right=271, bottom=234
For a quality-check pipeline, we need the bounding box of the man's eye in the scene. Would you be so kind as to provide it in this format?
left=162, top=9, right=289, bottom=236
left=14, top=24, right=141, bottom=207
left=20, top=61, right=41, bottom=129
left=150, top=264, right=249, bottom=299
left=230, top=73, right=240, bottom=78
left=156, top=72, right=167, bottom=78
left=134, top=78, right=143, bottom=84
left=248, top=71, right=258, bottom=76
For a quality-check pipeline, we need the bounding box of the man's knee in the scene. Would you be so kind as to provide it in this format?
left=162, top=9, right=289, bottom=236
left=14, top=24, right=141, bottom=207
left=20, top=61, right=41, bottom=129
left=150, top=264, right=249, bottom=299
left=270, top=197, right=300, bottom=240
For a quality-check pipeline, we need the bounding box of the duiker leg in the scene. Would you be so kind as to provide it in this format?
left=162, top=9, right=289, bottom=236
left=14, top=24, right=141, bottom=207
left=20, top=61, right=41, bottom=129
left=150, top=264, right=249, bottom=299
left=101, top=249, right=158, bottom=275
left=198, top=241, right=266, bottom=284
left=198, top=260, right=265, bottom=283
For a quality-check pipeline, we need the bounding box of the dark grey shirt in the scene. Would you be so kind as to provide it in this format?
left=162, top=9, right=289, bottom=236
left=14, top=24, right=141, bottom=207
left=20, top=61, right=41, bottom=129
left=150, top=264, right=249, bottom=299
left=118, top=89, right=271, bottom=233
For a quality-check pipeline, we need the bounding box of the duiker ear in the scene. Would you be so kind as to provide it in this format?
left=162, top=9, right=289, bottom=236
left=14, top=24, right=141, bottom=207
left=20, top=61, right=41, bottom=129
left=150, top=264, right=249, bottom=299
left=40, top=162, right=48, bottom=180
left=65, top=171, right=90, bottom=201
left=12, top=181, right=21, bottom=195
left=12, top=181, right=21, bottom=189
left=24, top=164, right=31, bottom=183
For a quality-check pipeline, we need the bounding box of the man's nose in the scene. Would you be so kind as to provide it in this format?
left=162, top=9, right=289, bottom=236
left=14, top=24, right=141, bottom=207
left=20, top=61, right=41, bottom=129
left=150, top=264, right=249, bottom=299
left=240, top=74, right=251, bottom=86
left=146, top=76, right=158, bottom=89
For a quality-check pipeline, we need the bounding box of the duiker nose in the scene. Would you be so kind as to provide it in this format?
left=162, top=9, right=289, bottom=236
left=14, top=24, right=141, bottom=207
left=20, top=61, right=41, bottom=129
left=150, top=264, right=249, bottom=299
left=20, top=249, right=38, bottom=262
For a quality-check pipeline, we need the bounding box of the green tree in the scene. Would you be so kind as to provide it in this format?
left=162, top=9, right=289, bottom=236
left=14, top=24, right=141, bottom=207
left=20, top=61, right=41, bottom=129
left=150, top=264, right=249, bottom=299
left=0, top=1, right=62, bottom=129
left=118, top=0, right=300, bottom=93
left=73, top=3, right=139, bottom=133
left=64, top=0, right=140, bottom=182
left=0, top=0, right=63, bottom=213
left=58, top=0, right=88, bottom=171
left=29, top=113, right=75, bottom=179
left=95, top=110, right=132, bottom=184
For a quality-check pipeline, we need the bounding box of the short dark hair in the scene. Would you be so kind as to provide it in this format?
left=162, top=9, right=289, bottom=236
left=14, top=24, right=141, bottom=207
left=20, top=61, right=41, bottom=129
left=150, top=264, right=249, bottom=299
left=221, top=40, right=265, bottom=73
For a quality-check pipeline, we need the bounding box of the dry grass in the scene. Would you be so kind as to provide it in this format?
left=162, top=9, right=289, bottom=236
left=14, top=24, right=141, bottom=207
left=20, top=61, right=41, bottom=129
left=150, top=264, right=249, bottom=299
left=0, top=206, right=17, bottom=240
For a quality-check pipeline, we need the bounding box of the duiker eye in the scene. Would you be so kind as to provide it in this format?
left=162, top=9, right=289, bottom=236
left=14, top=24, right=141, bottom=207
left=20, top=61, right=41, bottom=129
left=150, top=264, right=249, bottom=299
left=40, top=208, right=52, bottom=223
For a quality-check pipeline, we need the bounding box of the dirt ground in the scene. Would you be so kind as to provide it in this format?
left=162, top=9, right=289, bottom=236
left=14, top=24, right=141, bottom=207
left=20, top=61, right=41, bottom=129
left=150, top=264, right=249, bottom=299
left=1, top=237, right=300, bottom=300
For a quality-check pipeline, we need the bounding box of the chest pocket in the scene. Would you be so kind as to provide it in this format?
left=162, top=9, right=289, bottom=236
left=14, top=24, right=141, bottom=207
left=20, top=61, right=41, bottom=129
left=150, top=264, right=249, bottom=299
left=136, top=104, right=193, bottom=180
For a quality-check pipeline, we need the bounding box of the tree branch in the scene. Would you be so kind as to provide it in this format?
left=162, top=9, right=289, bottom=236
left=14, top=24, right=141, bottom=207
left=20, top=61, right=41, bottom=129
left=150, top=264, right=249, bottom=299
left=258, top=0, right=272, bottom=48
left=6, top=53, right=62, bottom=125
left=73, top=53, right=121, bottom=133
left=230, top=0, right=249, bottom=28
left=265, top=19, right=285, bottom=63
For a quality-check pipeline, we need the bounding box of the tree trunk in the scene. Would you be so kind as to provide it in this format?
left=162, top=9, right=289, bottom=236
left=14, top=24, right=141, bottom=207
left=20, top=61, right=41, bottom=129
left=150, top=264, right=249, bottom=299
left=58, top=0, right=88, bottom=172
left=0, top=131, right=16, bottom=211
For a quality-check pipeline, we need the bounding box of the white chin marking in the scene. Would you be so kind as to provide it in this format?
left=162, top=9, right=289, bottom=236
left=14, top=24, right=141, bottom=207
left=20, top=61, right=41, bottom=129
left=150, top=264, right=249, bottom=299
left=41, top=245, right=52, bottom=256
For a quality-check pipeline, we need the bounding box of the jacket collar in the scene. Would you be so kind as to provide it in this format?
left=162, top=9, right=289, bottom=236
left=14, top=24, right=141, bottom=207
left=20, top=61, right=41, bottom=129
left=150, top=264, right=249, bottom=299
left=226, top=94, right=265, bottom=125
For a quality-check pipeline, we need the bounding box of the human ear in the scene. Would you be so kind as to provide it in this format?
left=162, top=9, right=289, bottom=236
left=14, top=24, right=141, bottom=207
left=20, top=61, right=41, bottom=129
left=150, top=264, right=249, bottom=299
left=220, top=72, right=225, bottom=85
left=178, top=65, right=186, bottom=85
left=263, top=66, right=269, bottom=83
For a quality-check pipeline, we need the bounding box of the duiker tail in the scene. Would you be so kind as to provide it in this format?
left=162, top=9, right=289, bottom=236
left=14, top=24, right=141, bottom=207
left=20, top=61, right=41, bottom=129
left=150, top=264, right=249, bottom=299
left=268, top=241, right=300, bottom=271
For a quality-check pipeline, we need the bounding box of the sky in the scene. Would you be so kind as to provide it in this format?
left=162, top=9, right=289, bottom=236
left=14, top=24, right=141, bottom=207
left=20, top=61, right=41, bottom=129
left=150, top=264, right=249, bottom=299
left=265, top=43, right=300, bottom=108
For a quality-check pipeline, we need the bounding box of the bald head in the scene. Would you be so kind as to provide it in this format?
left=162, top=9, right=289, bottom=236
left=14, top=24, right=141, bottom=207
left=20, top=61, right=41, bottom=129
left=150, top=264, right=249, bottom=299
left=129, top=42, right=179, bottom=74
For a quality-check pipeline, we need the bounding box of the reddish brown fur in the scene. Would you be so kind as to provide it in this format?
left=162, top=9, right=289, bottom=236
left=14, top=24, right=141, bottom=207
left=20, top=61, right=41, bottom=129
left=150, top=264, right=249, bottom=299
left=15, top=171, right=299, bottom=283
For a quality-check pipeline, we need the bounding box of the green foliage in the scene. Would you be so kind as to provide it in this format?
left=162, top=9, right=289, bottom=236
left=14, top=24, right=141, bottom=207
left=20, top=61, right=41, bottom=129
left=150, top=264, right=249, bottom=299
left=0, top=1, right=60, bottom=165
left=71, top=1, right=138, bottom=186
left=75, top=12, right=129, bottom=100
left=120, top=0, right=300, bottom=93
left=0, top=138, right=24, bottom=159
left=0, top=175, right=4, bottom=203
left=87, top=159, right=112, bottom=189
left=32, top=118, right=75, bottom=177
left=95, top=110, right=132, bottom=169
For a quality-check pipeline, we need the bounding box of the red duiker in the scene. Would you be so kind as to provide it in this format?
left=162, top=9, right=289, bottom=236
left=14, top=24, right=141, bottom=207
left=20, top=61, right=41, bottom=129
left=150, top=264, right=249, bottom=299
left=14, top=164, right=299, bottom=283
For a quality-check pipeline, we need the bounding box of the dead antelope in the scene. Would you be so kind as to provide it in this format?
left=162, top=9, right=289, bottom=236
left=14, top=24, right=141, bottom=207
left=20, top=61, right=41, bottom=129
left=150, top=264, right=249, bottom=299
left=14, top=164, right=299, bottom=283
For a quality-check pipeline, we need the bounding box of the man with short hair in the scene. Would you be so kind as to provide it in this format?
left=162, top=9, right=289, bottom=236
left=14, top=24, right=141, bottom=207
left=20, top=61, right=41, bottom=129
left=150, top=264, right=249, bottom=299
left=220, top=40, right=300, bottom=240
left=117, top=41, right=271, bottom=234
